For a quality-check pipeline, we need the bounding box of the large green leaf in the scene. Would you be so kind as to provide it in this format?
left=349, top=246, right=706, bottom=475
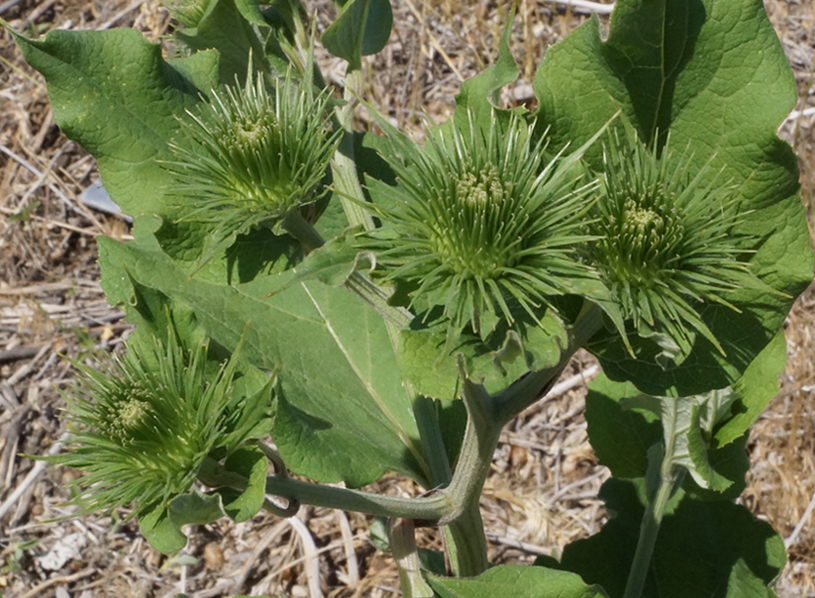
left=399, top=312, right=566, bottom=400
left=555, top=479, right=786, bottom=598
left=153, top=218, right=304, bottom=285
left=454, top=11, right=518, bottom=130
left=427, top=565, right=609, bottom=598
left=322, top=0, right=393, bottom=70
left=175, top=0, right=270, bottom=85
left=9, top=26, right=219, bottom=217
left=98, top=218, right=429, bottom=488
left=534, top=0, right=812, bottom=396
left=714, top=330, right=786, bottom=446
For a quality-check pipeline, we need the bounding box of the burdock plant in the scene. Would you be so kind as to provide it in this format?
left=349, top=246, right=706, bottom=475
left=8, top=0, right=812, bottom=596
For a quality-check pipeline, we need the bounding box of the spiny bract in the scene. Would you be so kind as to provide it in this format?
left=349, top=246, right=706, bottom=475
left=166, top=70, right=339, bottom=238
left=51, top=329, right=262, bottom=518
left=586, top=129, right=754, bottom=363
left=366, top=111, right=600, bottom=343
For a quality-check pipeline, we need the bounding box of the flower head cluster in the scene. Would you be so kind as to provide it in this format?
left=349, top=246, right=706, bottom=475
left=167, top=71, right=340, bottom=237
left=367, top=112, right=599, bottom=342
left=52, top=329, right=265, bottom=518
left=586, top=130, right=752, bottom=360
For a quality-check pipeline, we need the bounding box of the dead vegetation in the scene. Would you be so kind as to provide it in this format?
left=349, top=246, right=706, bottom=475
left=1, top=0, right=814, bottom=596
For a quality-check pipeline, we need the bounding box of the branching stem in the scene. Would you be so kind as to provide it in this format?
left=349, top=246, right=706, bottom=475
left=264, top=475, right=454, bottom=520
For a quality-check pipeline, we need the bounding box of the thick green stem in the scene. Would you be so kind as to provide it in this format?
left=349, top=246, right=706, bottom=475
left=441, top=369, right=501, bottom=525
left=444, top=503, right=490, bottom=576
left=264, top=475, right=454, bottom=520
left=436, top=302, right=606, bottom=574
left=623, top=468, right=678, bottom=598
left=623, top=433, right=685, bottom=598
left=414, top=395, right=489, bottom=575
left=413, top=396, right=454, bottom=487
left=209, top=303, right=605, bottom=580
left=280, top=210, right=325, bottom=252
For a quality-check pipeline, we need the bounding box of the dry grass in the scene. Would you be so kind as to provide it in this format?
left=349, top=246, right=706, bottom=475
left=0, top=0, right=814, bottom=596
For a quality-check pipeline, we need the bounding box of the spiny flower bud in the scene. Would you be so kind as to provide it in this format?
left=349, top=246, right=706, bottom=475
left=166, top=70, right=340, bottom=239
left=365, top=111, right=601, bottom=343
left=50, top=328, right=267, bottom=519
left=586, top=129, right=753, bottom=362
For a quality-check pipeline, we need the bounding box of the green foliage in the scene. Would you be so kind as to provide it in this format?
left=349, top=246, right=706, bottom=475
left=97, top=222, right=431, bottom=488
left=363, top=110, right=600, bottom=346
left=7, top=0, right=810, bottom=594
left=10, top=27, right=219, bottom=217
left=427, top=566, right=610, bottom=598
left=49, top=325, right=263, bottom=520
left=174, top=0, right=271, bottom=84
left=535, top=0, right=812, bottom=396
left=322, top=0, right=393, bottom=70
left=553, top=479, right=786, bottom=598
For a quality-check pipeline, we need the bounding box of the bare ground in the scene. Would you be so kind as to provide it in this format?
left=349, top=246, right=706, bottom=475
left=1, top=0, right=814, bottom=596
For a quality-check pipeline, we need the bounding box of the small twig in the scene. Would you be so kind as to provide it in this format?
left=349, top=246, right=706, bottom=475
left=484, top=532, right=552, bottom=556
left=0, top=433, right=68, bottom=522
left=337, top=510, right=360, bottom=587
left=785, top=487, right=815, bottom=549
left=33, top=351, right=60, bottom=382
left=551, top=467, right=609, bottom=502
left=783, top=106, right=815, bottom=124
left=0, top=142, right=108, bottom=231
left=0, top=0, right=24, bottom=15
left=0, top=381, right=19, bottom=409
left=543, top=0, right=615, bottom=14
left=546, top=364, right=600, bottom=401
left=16, top=567, right=95, bottom=598
left=0, top=279, right=100, bottom=296
left=0, top=346, right=41, bottom=363
left=289, top=516, right=323, bottom=598
left=0, top=206, right=106, bottom=237
left=7, top=343, right=52, bottom=386
left=401, top=0, right=465, bottom=82
left=25, top=0, right=58, bottom=22
left=233, top=519, right=290, bottom=585
left=97, top=0, right=145, bottom=30
left=0, top=144, right=76, bottom=213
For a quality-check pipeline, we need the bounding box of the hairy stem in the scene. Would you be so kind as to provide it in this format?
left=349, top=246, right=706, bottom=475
left=444, top=503, right=490, bottom=576
left=281, top=209, right=325, bottom=252
left=623, top=443, right=684, bottom=598
left=264, top=475, right=454, bottom=521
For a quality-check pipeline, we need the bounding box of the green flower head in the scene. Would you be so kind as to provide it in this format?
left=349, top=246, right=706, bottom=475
left=166, top=70, right=340, bottom=238
left=367, top=111, right=601, bottom=343
left=52, top=328, right=267, bottom=518
left=586, top=129, right=757, bottom=363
